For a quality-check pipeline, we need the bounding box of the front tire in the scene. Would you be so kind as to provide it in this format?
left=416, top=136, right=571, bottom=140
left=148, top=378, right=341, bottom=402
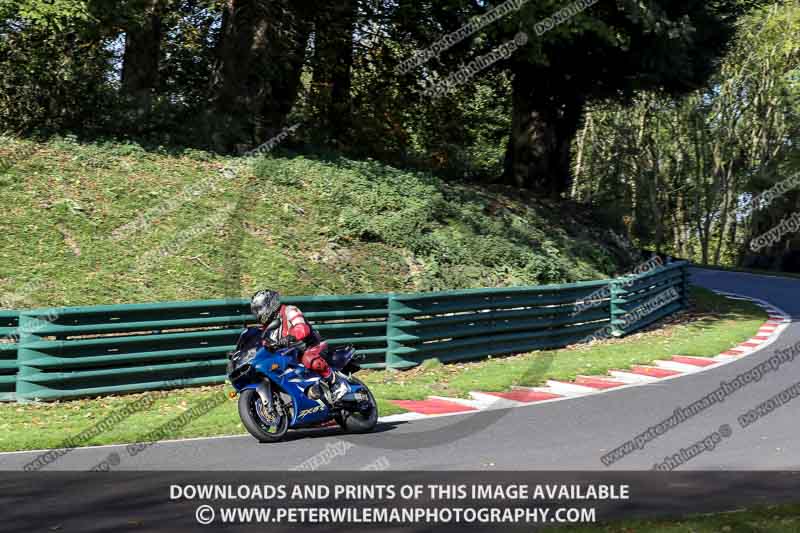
left=238, top=389, right=289, bottom=443
left=337, top=377, right=378, bottom=433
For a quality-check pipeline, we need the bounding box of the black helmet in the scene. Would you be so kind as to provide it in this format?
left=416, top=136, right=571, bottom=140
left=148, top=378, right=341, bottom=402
left=251, top=290, right=281, bottom=324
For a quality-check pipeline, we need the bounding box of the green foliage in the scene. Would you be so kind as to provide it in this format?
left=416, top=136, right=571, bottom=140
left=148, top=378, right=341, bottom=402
left=0, top=0, right=754, bottom=188
left=572, top=0, right=800, bottom=266
left=0, top=2, right=113, bottom=135
left=289, top=18, right=513, bottom=182
left=405, top=74, right=512, bottom=180
left=0, top=0, right=223, bottom=143
left=420, top=358, right=442, bottom=370
left=253, top=154, right=630, bottom=291
left=0, top=0, right=91, bottom=29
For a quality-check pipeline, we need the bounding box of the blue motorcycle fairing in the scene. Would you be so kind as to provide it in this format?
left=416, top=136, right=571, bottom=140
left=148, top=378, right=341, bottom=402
left=234, top=343, right=368, bottom=427
left=327, top=345, right=357, bottom=371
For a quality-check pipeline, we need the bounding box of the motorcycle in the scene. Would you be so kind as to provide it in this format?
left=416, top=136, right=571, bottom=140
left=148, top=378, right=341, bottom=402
left=226, top=327, right=378, bottom=442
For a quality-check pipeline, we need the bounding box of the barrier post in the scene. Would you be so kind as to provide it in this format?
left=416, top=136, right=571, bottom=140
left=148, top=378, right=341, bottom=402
left=385, top=294, right=402, bottom=370
left=680, top=262, right=691, bottom=309
left=609, top=280, right=625, bottom=337
left=16, top=312, right=45, bottom=402
left=0, top=310, right=19, bottom=402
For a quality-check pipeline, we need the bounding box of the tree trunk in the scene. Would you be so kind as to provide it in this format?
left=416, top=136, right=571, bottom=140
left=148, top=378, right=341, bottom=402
left=258, top=11, right=311, bottom=143
left=713, top=163, right=735, bottom=265
left=212, top=0, right=311, bottom=152
left=571, top=113, right=590, bottom=199
left=503, top=68, right=584, bottom=197
left=311, top=0, right=355, bottom=144
left=646, top=142, right=664, bottom=254
left=121, top=0, right=163, bottom=118
left=672, top=191, right=689, bottom=258
left=728, top=201, right=740, bottom=265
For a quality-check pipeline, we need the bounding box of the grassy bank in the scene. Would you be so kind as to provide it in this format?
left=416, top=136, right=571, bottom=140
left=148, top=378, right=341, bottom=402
left=0, top=287, right=767, bottom=452
left=0, top=136, right=633, bottom=308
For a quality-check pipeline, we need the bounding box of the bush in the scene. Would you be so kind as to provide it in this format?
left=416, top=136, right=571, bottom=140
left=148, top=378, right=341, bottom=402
left=253, top=154, right=626, bottom=290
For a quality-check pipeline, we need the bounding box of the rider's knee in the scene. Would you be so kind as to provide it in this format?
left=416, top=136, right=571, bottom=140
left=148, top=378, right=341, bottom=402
left=309, top=356, right=331, bottom=378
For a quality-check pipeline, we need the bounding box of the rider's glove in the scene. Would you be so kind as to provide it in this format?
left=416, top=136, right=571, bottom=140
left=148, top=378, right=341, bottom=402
left=275, top=335, right=297, bottom=349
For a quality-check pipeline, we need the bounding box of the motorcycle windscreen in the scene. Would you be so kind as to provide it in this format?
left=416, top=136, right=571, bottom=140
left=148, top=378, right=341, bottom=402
left=235, top=327, right=262, bottom=351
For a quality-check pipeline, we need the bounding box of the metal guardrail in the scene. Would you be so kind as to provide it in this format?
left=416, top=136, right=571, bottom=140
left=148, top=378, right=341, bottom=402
left=3, top=262, right=690, bottom=401
left=14, top=295, right=389, bottom=401
left=610, top=262, right=689, bottom=336
left=386, top=280, right=613, bottom=369
left=0, top=311, right=19, bottom=401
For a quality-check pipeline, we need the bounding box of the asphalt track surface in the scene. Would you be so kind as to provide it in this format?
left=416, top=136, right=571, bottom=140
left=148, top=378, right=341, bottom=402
left=1, top=268, right=798, bottom=472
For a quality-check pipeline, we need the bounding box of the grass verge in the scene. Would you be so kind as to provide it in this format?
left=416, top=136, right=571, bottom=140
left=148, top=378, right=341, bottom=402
left=0, top=287, right=767, bottom=452
left=546, top=503, right=800, bottom=532
left=359, top=287, right=767, bottom=411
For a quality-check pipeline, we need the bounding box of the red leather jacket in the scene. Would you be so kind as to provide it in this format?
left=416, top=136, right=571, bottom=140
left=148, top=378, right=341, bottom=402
left=261, top=304, right=315, bottom=345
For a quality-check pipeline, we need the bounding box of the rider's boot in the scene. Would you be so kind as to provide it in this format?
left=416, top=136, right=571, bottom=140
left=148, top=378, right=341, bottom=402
left=325, top=372, right=349, bottom=403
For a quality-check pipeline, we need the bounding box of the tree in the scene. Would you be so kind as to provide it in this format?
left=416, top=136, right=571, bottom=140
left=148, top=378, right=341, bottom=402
left=572, top=0, right=800, bottom=267
left=211, top=0, right=311, bottom=151
left=310, top=0, right=356, bottom=145
left=120, top=0, right=165, bottom=118
left=0, top=0, right=113, bottom=134
left=500, top=0, right=752, bottom=197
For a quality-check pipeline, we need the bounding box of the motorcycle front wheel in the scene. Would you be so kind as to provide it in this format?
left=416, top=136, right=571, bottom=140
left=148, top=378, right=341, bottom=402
left=238, top=389, right=289, bottom=443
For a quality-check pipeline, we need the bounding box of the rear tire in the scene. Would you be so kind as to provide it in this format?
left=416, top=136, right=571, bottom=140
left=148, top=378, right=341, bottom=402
left=238, top=389, right=289, bottom=443
left=337, top=377, right=378, bottom=433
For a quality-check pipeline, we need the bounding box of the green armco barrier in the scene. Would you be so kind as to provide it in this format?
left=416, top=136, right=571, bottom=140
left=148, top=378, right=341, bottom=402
left=9, top=261, right=690, bottom=402
left=14, top=295, right=390, bottom=401
left=612, top=262, right=690, bottom=335
left=386, top=281, right=614, bottom=369
left=0, top=310, right=19, bottom=401
left=387, top=261, right=690, bottom=368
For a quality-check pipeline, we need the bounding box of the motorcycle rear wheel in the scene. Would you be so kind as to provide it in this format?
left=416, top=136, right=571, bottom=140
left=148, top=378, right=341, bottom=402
left=238, top=389, right=289, bottom=443
left=336, top=377, right=378, bottom=433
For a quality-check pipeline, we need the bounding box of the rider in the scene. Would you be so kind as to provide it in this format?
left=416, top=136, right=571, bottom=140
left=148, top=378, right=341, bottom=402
left=250, top=289, right=348, bottom=402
